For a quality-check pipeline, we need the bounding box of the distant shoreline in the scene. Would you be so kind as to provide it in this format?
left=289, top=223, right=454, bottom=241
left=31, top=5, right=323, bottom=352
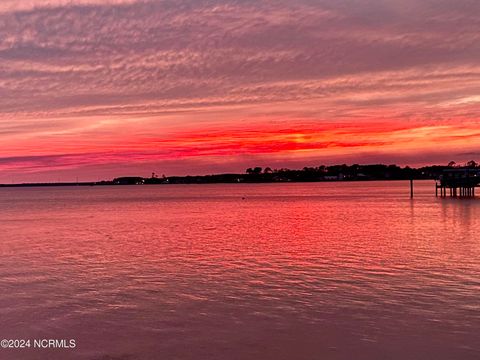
left=1, top=163, right=475, bottom=188
left=0, top=178, right=435, bottom=188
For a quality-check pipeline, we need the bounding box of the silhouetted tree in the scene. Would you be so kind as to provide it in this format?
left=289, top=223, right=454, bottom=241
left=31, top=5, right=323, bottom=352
left=466, top=160, right=478, bottom=168
left=246, top=167, right=263, bottom=175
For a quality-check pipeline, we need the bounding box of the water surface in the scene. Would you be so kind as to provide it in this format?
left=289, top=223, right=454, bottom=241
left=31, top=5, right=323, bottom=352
left=0, top=181, right=479, bottom=359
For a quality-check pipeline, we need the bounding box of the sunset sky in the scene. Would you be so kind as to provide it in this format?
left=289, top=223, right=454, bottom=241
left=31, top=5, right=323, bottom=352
left=1, top=0, right=479, bottom=182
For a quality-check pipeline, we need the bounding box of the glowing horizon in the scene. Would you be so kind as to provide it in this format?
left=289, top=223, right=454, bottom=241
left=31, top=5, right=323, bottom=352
left=1, top=0, right=479, bottom=182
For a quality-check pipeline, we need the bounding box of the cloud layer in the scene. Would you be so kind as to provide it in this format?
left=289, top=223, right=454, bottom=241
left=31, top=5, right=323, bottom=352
left=0, top=0, right=479, bottom=181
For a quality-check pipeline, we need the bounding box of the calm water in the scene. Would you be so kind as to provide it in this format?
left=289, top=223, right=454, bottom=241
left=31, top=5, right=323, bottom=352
left=0, top=181, right=479, bottom=360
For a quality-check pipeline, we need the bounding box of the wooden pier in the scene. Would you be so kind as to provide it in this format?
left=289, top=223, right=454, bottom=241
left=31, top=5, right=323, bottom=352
left=436, top=168, right=480, bottom=198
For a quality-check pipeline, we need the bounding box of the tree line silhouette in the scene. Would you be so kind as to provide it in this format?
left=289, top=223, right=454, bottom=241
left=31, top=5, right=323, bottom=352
left=1, top=161, right=478, bottom=187
left=139, top=161, right=479, bottom=184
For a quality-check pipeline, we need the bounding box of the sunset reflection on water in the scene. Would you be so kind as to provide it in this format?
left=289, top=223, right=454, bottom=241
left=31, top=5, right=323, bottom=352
left=0, top=181, right=479, bottom=360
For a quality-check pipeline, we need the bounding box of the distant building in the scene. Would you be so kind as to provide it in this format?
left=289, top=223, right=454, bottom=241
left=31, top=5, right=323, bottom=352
left=439, top=168, right=480, bottom=187
left=113, top=177, right=145, bottom=185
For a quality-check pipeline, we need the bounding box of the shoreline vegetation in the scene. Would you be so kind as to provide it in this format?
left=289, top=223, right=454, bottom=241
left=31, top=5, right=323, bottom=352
left=1, top=161, right=478, bottom=187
